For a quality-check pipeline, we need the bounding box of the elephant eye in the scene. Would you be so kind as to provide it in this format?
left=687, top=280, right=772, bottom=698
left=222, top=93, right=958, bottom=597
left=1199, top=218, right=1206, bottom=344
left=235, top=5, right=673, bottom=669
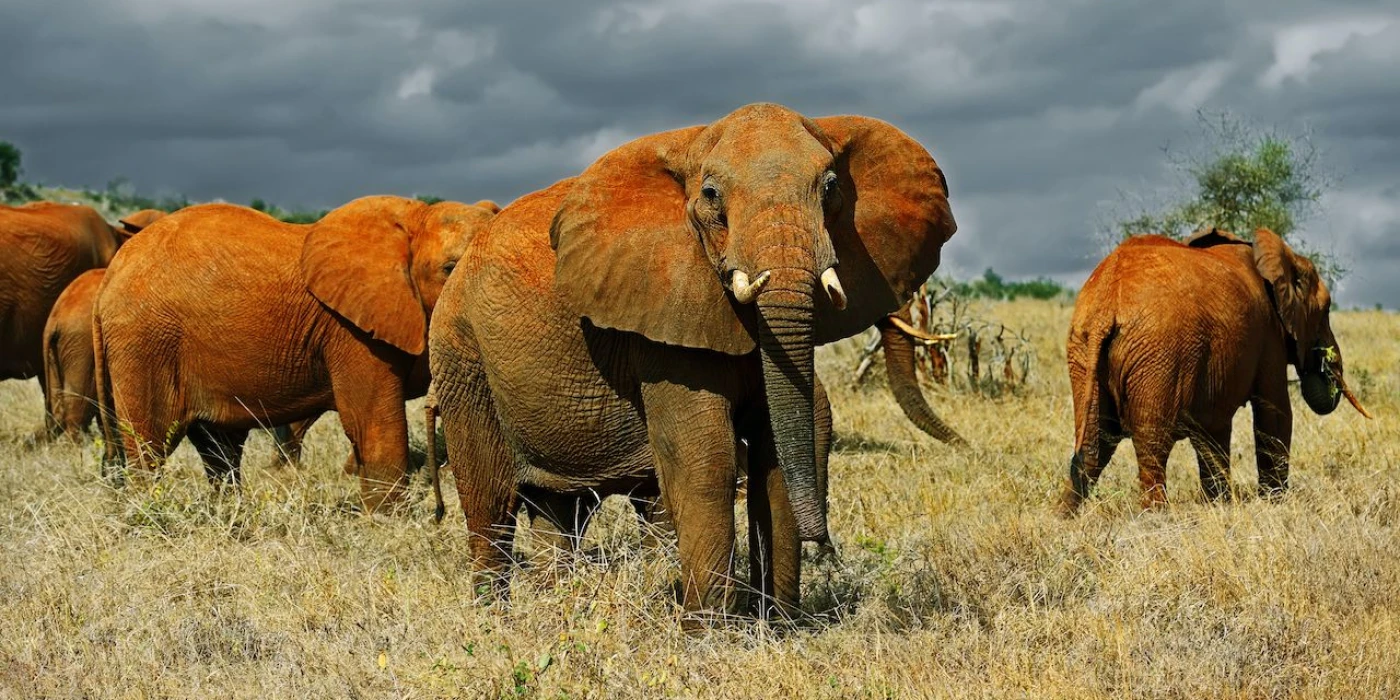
left=442, top=261, right=457, bottom=275
left=701, top=183, right=720, bottom=201
left=821, top=172, right=841, bottom=208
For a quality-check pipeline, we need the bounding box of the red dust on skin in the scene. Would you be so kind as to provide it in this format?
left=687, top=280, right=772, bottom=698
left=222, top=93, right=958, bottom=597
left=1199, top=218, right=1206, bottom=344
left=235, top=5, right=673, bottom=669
left=1059, top=227, right=1369, bottom=517
left=92, top=196, right=497, bottom=512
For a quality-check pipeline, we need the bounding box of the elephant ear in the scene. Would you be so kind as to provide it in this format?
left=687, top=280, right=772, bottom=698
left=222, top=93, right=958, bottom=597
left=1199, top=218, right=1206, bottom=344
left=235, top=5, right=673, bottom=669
left=551, top=126, right=757, bottom=355
left=1252, top=227, right=1312, bottom=348
left=301, top=218, right=426, bottom=355
left=472, top=200, right=502, bottom=215
left=1186, top=227, right=1247, bottom=249
left=812, top=116, right=958, bottom=344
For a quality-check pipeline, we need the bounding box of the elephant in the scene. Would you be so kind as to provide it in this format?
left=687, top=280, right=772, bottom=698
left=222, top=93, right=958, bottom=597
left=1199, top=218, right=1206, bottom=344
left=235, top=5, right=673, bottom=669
left=94, top=196, right=498, bottom=510
left=428, top=103, right=957, bottom=622
left=39, top=210, right=168, bottom=440
left=1, top=202, right=145, bottom=433
left=1056, top=228, right=1370, bottom=515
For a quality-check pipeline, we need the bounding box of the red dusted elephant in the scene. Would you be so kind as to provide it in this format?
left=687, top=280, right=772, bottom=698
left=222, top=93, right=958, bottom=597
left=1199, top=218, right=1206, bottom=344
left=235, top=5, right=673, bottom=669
left=38, top=210, right=167, bottom=440
left=1, top=202, right=149, bottom=436
left=429, top=104, right=957, bottom=622
left=1057, top=228, right=1370, bottom=515
left=94, top=196, right=497, bottom=510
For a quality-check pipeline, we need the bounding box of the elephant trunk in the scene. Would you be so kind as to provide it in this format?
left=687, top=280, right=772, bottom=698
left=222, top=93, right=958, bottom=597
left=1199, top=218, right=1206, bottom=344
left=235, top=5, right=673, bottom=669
left=1301, top=334, right=1371, bottom=418
left=879, top=319, right=967, bottom=447
left=755, top=266, right=828, bottom=543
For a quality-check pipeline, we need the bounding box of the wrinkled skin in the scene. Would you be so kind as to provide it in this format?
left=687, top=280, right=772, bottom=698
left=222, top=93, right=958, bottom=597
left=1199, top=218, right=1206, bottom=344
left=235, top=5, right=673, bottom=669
left=1, top=202, right=137, bottom=433
left=95, top=197, right=497, bottom=510
left=1057, top=229, right=1370, bottom=515
left=429, top=104, right=956, bottom=622
left=38, top=211, right=166, bottom=441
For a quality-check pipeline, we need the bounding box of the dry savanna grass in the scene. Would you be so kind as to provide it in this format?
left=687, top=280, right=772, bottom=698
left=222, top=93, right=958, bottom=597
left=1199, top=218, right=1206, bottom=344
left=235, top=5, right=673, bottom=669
left=1, top=299, right=1397, bottom=698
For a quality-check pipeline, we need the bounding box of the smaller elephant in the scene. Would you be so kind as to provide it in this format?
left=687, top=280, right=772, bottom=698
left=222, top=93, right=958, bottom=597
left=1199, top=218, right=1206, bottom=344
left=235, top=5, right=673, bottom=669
left=1058, top=228, right=1370, bottom=515
left=39, top=210, right=167, bottom=440
left=2, top=202, right=139, bottom=433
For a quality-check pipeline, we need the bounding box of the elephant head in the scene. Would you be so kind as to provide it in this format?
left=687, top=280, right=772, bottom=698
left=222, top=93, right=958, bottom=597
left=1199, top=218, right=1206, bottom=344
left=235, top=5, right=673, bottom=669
left=117, top=209, right=167, bottom=235
left=302, top=196, right=499, bottom=355
left=1251, top=228, right=1369, bottom=418
left=550, top=103, right=957, bottom=542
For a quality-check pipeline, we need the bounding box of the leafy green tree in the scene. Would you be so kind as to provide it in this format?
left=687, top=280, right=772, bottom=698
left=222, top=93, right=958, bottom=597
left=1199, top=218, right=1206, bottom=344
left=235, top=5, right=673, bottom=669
left=0, top=141, right=21, bottom=189
left=1107, top=110, right=1341, bottom=280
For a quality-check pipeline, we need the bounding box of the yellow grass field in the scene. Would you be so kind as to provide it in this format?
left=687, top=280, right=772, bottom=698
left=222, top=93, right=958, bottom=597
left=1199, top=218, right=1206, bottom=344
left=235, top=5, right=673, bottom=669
left=1, top=299, right=1396, bottom=698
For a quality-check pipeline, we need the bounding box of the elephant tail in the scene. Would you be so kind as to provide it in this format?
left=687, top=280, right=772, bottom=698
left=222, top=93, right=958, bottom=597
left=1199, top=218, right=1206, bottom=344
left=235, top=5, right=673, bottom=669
left=1070, top=315, right=1116, bottom=459
left=424, top=382, right=444, bottom=523
left=92, top=300, right=119, bottom=478
left=42, top=322, right=65, bottom=438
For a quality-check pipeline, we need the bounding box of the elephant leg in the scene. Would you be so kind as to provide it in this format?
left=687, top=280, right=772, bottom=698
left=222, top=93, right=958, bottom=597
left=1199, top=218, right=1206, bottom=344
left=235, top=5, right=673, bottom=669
left=441, top=368, right=519, bottom=597
left=745, top=423, right=801, bottom=621
left=1131, top=428, right=1175, bottom=510
left=520, top=487, right=600, bottom=553
left=188, top=423, right=249, bottom=489
left=36, top=363, right=60, bottom=441
left=330, top=358, right=410, bottom=513
left=640, top=378, right=738, bottom=625
left=1250, top=379, right=1293, bottom=498
left=1059, top=424, right=1123, bottom=515
left=1189, top=424, right=1233, bottom=503
left=268, top=413, right=322, bottom=469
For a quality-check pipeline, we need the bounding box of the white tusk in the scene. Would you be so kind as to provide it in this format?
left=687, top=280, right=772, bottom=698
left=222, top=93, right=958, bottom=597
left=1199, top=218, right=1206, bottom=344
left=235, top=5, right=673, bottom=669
left=820, top=267, right=847, bottom=310
left=731, top=269, right=770, bottom=304
left=888, top=315, right=958, bottom=344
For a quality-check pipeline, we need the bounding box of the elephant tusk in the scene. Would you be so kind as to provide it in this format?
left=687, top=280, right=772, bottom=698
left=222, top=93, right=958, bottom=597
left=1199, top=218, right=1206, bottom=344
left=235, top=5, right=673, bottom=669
left=820, top=267, right=847, bottom=310
left=888, top=315, right=959, bottom=345
left=1338, top=375, right=1373, bottom=419
left=730, top=269, right=770, bottom=304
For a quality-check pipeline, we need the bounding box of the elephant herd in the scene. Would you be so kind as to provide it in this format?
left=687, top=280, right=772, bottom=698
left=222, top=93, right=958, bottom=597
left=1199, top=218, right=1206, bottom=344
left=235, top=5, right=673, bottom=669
left=0, top=102, right=1370, bottom=626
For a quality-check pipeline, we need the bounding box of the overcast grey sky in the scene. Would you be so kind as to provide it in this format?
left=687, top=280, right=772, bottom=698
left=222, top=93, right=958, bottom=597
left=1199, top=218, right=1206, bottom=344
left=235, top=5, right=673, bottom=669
left=3, top=0, right=1397, bottom=306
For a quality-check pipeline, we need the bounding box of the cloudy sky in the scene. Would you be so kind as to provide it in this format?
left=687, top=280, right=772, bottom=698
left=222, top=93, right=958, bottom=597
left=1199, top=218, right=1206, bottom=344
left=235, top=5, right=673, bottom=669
left=3, top=0, right=1397, bottom=306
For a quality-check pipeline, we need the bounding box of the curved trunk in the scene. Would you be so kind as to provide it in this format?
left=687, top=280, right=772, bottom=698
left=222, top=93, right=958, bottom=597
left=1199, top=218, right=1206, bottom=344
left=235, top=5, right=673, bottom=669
left=756, top=268, right=828, bottom=543
left=879, top=319, right=967, bottom=447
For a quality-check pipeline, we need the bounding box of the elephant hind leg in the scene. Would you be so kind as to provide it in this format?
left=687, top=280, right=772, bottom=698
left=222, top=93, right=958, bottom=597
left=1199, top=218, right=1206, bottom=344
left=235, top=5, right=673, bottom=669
left=189, top=423, right=249, bottom=489
left=1057, top=409, right=1123, bottom=516
left=519, top=487, right=601, bottom=554
left=1131, top=428, right=1176, bottom=510
left=1189, top=424, right=1233, bottom=503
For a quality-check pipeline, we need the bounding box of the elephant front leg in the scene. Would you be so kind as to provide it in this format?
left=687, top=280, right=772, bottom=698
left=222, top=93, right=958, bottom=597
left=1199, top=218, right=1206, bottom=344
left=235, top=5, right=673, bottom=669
left=330, top=360, right=411, bottom=513
left=1189, top=424, right=1234, bottom=502
left=1250, top=384, right=1293, bottom=498
left=640, top=379, right=739, bottom=628
left=439, top=366, right=519, bottom=599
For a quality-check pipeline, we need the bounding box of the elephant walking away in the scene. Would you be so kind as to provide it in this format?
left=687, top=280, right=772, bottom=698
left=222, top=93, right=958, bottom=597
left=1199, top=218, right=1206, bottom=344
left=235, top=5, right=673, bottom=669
left=1057, top=228, right=1369, bottom=515
left=2, top=203, right=156, bottom=436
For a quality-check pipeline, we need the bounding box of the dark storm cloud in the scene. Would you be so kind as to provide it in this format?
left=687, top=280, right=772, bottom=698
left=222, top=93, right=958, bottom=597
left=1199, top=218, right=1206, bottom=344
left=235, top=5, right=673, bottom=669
left=2, top=0, right=1397, bottom=305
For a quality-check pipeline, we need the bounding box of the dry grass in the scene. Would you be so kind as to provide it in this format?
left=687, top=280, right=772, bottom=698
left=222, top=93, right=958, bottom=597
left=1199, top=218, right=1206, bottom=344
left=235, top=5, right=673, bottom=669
left=1, top=298, right=1397, bottom=699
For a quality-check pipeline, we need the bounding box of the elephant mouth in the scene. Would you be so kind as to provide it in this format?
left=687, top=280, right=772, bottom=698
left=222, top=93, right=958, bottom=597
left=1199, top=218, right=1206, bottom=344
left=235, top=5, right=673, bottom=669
left=1301, top=345, right=1372, bottom=418
left=1299, top=371, right=1340, bottom=415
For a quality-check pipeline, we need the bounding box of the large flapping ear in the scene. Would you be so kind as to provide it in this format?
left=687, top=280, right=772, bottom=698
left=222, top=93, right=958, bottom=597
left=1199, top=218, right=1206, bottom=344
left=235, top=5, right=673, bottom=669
left=1186, top=226, right=1247, bottom=249
left=301, top=207, right=427, bottom=355
left=550, top=126, right=758, bottom=356
left=1252, top=228, right=1312, bottom=347
left=811, top=116, right=957, bottom=344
